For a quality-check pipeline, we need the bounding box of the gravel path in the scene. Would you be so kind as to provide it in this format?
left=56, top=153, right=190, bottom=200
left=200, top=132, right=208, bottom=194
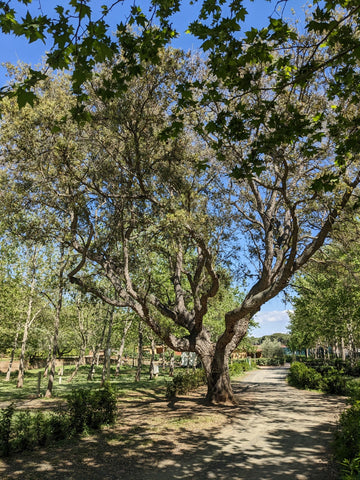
left=149, top=366, right=346, bottom=480
left=0, top=366, right=346, bottom=480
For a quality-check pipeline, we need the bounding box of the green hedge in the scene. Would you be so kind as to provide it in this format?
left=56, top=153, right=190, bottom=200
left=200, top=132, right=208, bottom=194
left=287, top=362, right=348, bottom=394
left=288, top=362, right=360, bottom=478
left=0, top=383, right=117, bottom=457
left=229, top=360, right=253, bottom=376
left=288, top=362, right=323, bottom=390
left=166, top=369, right=207, bottom=399
left=256, top=357, right=285, bottom=366
left=299, top=358, right=360, bottom=378
left=334, top=401, right=360, bottom=479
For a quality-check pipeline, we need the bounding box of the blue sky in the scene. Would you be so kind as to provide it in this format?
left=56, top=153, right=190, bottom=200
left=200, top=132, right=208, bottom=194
left=0, top=0, right=303, bottom=336
left=0, top=0, right=303, bottom=83
left=251, top=300, right=292, bottom=338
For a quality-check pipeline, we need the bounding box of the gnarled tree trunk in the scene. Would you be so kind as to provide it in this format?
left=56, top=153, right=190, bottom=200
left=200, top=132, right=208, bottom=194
left=202, top=349, right=236, bottom=405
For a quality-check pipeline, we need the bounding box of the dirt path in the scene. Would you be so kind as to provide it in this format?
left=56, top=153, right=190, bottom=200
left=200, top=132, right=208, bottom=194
left=0, top=366, right=346, bottom=480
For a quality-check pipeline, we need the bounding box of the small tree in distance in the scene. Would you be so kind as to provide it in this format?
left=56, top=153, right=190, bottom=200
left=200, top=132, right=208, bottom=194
left=260, top=338, right=284, bottom=360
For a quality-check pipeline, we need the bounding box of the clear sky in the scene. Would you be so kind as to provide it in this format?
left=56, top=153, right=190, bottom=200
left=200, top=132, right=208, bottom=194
left=0, top=0, right=303, bottom=83
left=0, top=0, right=303, bottom=337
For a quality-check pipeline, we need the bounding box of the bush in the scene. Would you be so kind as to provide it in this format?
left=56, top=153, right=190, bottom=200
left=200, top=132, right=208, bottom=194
left=333, top=401, right=360, bottom=479
left=0, top=384, right=117, bottom=457
left=260, top=338, right=285, bottom=359
left=256, top=357, right=285, bottom=366
left=345, top=380, right=360, bottom=403
left=287, top=362, right=323, bottom=390
left=166, top=369, right=206, bottom=399
left=67, top=388, right=91, bottom=434
left=12, top=411, right=34, bottom=452
left=229, top=360, right=252, bottom=377
left=67, top=383, right=117, bottom=433
left=0, top=403, right=14, bottom=456
left=321, top=368, right=347, bottom=395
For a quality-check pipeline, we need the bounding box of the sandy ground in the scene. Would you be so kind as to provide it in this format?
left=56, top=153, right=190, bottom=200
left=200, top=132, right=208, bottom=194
left=0, top=366, right=346, bottom=480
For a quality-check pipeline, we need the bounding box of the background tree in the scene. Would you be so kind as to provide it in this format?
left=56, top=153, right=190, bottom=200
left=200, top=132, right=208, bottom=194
left=289, top=217, right=360, bottom=361
left=260, top=338, right=284, bottom=359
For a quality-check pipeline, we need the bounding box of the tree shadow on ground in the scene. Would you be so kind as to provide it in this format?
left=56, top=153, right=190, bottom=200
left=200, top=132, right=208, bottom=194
left=0, top=367, right=345, bottom=480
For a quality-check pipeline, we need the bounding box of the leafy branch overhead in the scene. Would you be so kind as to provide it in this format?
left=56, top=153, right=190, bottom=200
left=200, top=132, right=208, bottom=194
left=1, top=0, right=360, bottom=405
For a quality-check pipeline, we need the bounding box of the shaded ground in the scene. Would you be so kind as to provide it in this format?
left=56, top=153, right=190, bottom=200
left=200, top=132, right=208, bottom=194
left=0, top=366, right=346, bottom=479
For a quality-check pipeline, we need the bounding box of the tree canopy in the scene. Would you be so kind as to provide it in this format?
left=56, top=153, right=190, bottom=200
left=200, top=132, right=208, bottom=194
left=1, top=0, right=360, bottom=404
left=289, top=217, right=360, bottom=359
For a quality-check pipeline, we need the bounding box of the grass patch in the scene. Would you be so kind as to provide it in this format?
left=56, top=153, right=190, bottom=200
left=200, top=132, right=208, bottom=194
left=0, top=364, right=172, bottom=403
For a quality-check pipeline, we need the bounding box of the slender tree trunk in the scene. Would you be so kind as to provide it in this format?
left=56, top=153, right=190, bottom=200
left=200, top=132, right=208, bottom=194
left=68, top=343, right=86, bottom=382
left=169, top=351, right=175, bottom=377
left=17, top=251, right=39, bottom=388
left=17, top=321, right=30, bottom=388
left=45, top=243, right=66, bottom=398
left=6, top=324, right=20, bottom=381
left=161, top=346, right=166, bottom=370
left=101, top=307, right=114, bottom=387
left=149, top=337, right=156, bottom=380
left=115, top=319, right=132, bottom=376
left=88, top=319, right=107, bottom=381
left=341, top=337, right=346, bottom=361
left=68, top=302, right=88, bottom=382
left=135, top=322, right=143, bottom=382
left=43, top=342, right=53, bottom=378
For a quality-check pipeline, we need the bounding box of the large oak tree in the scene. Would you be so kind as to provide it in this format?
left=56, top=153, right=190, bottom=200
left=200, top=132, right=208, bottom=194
left=1, top=33, right=360, bottom=403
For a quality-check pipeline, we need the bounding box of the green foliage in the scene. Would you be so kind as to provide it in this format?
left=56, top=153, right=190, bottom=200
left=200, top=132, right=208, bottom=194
left=67, top=382, right=117, bottom=433
left=287, top=362, right=323, bottom=390
left=256, top=357, right=285, bottom=366
left=289, top=221, right=360, bottom=356
left=0, top=383, right=117, bottom=456
left=288, top=360, right=350, bottom=396
left=334, top=401, right=360, bottom=479
left=166, top=369, right=206, bottom=399
left=345, top=380, right=360, bottom=403
left=260, top=338, right=284, bottom=359
left=340, top=456, right=360, bottom=480
left=321, top=367, right=347, bottom=395
left=229, top=359, right=252, bottom=376
left=0, top=403, right=14, bottom=456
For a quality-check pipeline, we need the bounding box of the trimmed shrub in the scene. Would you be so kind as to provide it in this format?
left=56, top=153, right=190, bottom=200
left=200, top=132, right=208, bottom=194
left=321, top=368, right=347, bottom=395
left=0, top=403, right=14, bottom=456
left=67, top=383, right=117, bottom=433
left=333, top=401, right=360, bottom=479
left=67, top=388, right=92, bottom=434
left=287, top=362, right=323, bottom=390
left=12, top=411, right=34, bottom=452
left=166, top=369, right=206, bottom=399
left=345, top=380, right=360, bottom=403
left=229, top=360, right=252, bottom=377
left=257, top=357, right=285, bottom=366
left=0, top=383, right=117, bottom=457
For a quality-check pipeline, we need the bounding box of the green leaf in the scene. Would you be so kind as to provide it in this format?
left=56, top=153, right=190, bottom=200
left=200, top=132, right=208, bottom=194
left=16, top=89, right=36, bottom=108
